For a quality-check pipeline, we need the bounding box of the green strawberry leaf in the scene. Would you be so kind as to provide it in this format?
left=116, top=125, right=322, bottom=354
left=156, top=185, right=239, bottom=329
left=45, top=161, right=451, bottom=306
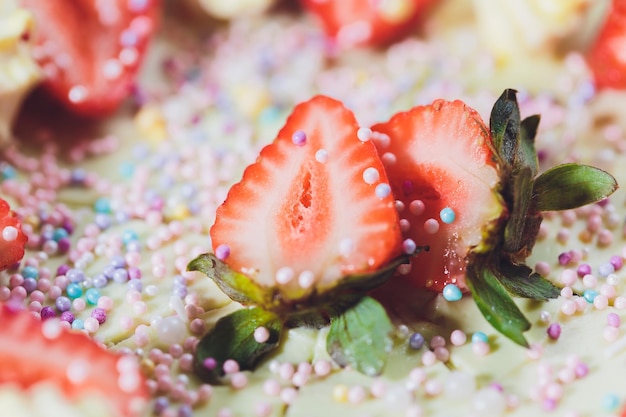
left=188, top=253, right=274, bottom=307
left=496, top=260, right=561, bottom=301
left=503, top=167, right=534, bottom=253
left=193, top=307, right=282, bottom=384
left=533, top=163, right=618, bottom=211
left=517, top=115, right=540, bottom=175
left=490, top=88, right=520, bottom=167
left=466, top=261, right=531, bottom=347
left=326, top=296, right=394, bottom=376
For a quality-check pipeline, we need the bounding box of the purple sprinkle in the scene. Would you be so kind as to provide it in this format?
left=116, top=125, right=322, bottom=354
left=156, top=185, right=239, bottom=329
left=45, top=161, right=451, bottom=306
left=173, top=285, right=187, bottom=298
left=95, top=214, right=112, bottom=229
left=178, top=404, right=193, bottom=417
left=103, top=265, right=116, bottom=279
left=66, top=269, right=85, bottom=283
left=113, top=268, right=129, bottom=283
left=57, top=238, right=71, bottom=254
left=154, top=397, right=169, bottom=414
left=558, top=252, right=572, bottom=266
left=55, top=296, right=72, bottom=312
left=56, top=264, right=71, bottom=276
left=610, top=255, right=623, bottom=271
left=489, top=383, right=504, bottom=392
left=577, top=264, right=592, bottom=277
left=40, top=306, right=56, bottom=320
left=402, top=180, right=414, bottom=194
left=543, top=398, right=557, bottom=411
left=60, top=311, right=75, bottom=324
left=598, top=263, right=615, bottom=277
left=93, top=274, right=108, bottom=288
left=91, top=308, right=107, bottom=324
left=203, top=357, right=217, bottom=370
left=22, top=278, right=37, bottom=293
left=126, top=241, right=142, bottom=252
left=128, top=279, right=143, bottom=292
left=547, top=323, right=561, bottom=340
left=62, top=220, right=74, bottom=234
left=291, top=130, right=307, bottom=146
left=215, top=244, right=230, bottom=261
left=111, top=255, right=126, bottom=269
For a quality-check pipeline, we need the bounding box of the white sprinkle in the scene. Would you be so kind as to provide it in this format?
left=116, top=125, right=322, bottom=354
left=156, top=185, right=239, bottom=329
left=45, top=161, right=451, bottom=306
left=42, top=319, right=63, bottom=340
left=298, top=270, right=315, bottom=288
left=118, top=371, right=141, bottom=393
left=254, top=326, right=270, bottom=343
left=68, top=85, right=87, bottom=103
left=381, top=152, right=396, bottom=165
left=357, top=127, right=373, bottom=142
left=375, top=183, right=392, bottom=199
left=119, top=47, right=139, bottom=66
left=337, top=20, right=373, bottom=47
left=2, top=226, right=18, bottom=242
left=276, top=267, right=295, bottom=284
left=67, top=359, right=90, bottom=384
left=363, top=167, right=380, bottom=185
left=339, top=238, right=355, bottom=257
left=102, top=59, right=123, bottom=80
left=373, top=131, right=391, bottom=148
left=315, top=149, right=329, bottom=163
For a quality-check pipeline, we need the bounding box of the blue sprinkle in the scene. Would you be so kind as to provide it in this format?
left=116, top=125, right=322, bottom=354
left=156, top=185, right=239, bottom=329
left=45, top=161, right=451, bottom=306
left=602, top=393, right=619, bottom=411
left=409, top=332, right=425, bottom=350
left=583, top=289, right=598, bottom=303
left=94, top=197, right=112, bottom=214
left=22, top=266, right=39, bottom=280
left=119, top=162, right=135, bottom=179
left=442, top=283, right=463, bottom=301
left=85, top=288, right=101, bottom=305
left=52, top=227, right=69, bottom=242
left=71, top=318, right=85, bottom=330
left=122, top=229, right=139, bottom=245
left=1, top=164, right=17, bottom=180
left=472, top=332, right=488, bottom=344
left=66, top=283, right=83, bottom=299
left=439, top=207, right=456, bottom=224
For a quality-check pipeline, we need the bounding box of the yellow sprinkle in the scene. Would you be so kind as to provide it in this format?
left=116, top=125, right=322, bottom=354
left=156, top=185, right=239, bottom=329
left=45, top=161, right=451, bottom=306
left=332, top=384, right=349, bottom=402
left=134, top=105, right=167, bottom=143
left=232, top=84, right=270, bottom=119
left=377, top=0, right=416, bottom=23
left=167, top=205, right=190, bottom=221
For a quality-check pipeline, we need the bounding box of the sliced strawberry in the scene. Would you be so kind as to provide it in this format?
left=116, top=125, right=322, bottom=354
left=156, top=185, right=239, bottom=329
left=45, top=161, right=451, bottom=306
left=0, top=198, right=27, bottom=271
left=20, top=0, right=160, bottom=116
left=0, top=303, right=148, bottom=417
left=371, top=99, right=504, bottom=292
left=211, top=95, right=402, bottom=299
left=586, top=0, right=626, bottom=90
left=300, top=0, right=435, bottom=48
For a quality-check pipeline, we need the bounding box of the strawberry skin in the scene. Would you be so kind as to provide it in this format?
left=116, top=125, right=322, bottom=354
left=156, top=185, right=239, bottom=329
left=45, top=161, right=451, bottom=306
left=300, top=0, right=435, bottom=48
left=211, top=95, right=402, bottom=300
left=0, top=304, right=148, bottom=417
left=0, top=198, right=27, bottom=271
left=586, top=0, right=626, bottom=90
left=20, top=0, right=160, bottom=117
left=371, top=99, right=504, bottom=292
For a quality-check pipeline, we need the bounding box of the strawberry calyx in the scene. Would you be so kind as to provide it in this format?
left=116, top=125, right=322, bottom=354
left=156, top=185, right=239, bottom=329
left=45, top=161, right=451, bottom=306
left=464, top=89, right=618, bottom=347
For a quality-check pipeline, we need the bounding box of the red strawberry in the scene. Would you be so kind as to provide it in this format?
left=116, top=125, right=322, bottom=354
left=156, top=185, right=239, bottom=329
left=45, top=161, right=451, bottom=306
left=210, top=95, right=402, bottom=300
left=300, top=0, right=435, bottom=48
left=586, top=0, right=626, bottom=90
left=20, top=0, right=160, bottom=117
left=0, top=303, right=148, bottom=417
left=0, top=198, right=27, bottom=271
left=371, top=99, right=504, bottom=292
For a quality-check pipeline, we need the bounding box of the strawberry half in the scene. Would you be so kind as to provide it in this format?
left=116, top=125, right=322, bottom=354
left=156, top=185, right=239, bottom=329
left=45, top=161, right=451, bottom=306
left=210, top=95, right=402, bottom=301
left=300, top=0, right=435, bottom=48
left=0, top=198, right=27, bottom=271
left=371, top=99, right=504, bottom=292
left=586, top=0, right=626, bottom=90
left=0, top=303, right=148, bottom=417
left=20, top=0, right=160, bottom=116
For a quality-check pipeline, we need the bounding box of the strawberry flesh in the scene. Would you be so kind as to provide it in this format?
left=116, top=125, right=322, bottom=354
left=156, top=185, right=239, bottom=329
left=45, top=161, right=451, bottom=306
left=371, top=99, right=503, bottom=292
left=0, top=198, right=27, bottom=271
left=20, top=0, right=160, bottom=116
left=211, top=95, right=402, bottom=300
left=300, top=0, right=435, bottom=48
left=586, top=0, right=626, bottom=90
left=0, top=304, right=148, bottom=417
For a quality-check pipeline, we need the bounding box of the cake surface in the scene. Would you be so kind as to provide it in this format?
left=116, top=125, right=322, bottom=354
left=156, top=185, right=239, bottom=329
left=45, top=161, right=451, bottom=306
left=2, top=1, right=626, bottom=416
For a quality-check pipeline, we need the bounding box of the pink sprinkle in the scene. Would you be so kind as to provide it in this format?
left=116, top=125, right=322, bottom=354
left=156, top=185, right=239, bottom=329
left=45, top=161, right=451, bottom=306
left=179, top=353, right=194, bottom=372
left=560, top=269, right=577, bottom=286
left=423, top=218, right=439, bottom=234
left=278, top=363, right=295, bottom=381
left=607, top=312, right=621, bottom=327
left=263, top=379, right=281, bottom=396
left=547, top=323, right=561, bottom=340
left=230, top=372, right=248, bottom=389
left=313, top=360, right=331, bottom=377
left=72, top=298, right=86, bottom=312
left=280, top=387, right=298, bottom=404
left=472, top=341, right=490, bottom=356
left=254, top=402, right=272, bottom=417
left=291, top=130, right=307, bottom=146
left=450, top=329, right=467, bottom=346
left=223, top=359, right=240, bottom=374
left=574, top=363, right=589, bottom=378
left=560, top=299, right=576, bottom=315
left=603, top=326, right=619, bottom=342
left=97, top=296, right=114, bottom=310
